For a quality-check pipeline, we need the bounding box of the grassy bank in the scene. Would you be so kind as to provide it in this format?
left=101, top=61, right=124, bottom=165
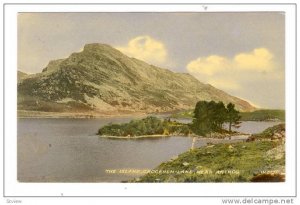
left=133, top=124, right=285, bottom=182
left=239, top=109, right=285, bottom=121
left=170, top=109, right=285, bottom=122
left=170, top=109, right=194, bottom=119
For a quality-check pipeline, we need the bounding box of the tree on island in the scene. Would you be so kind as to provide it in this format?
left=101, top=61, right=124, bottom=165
left=192, top=101, right=227, bottom=135
left=192, top=101, right=212, bottom=135
left=213, top=101, right=227, bottom=130
left=191, top=101, right=240, bottom=135
left=226, top=103, right=241, bottom=132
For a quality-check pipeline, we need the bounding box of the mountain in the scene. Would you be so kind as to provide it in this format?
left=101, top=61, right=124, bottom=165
left=18, top=43, right=255, bottom=115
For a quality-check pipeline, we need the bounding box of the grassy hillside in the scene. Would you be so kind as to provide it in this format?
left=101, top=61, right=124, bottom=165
left=171, top=109, right=285, bottom=122
left=239, top=109, right=285, bottom=121
left=134, top=124, right=285, bottom=182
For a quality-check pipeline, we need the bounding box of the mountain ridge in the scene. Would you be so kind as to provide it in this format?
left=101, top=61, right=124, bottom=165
left=18, top=43, right=256, bottom=115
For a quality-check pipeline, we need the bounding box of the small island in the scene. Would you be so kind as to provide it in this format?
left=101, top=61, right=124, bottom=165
left=98, top=116, right=191, bottom=139
left=98, top=101, right=242, bottom=139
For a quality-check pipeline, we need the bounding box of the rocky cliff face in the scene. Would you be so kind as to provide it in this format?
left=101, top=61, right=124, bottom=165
left=18, top=43, right=255, bottom=114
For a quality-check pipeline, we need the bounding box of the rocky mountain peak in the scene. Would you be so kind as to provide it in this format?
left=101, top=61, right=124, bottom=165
left=18, top=43, right=256, bottom=115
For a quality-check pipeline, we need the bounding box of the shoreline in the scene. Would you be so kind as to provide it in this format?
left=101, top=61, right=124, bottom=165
left=17, top=110, right=177, bottom=119
left=17, top=110, right=285, bottom=123
left=18, top=110, right=285, bottom=122
left=100, top=134, right=172, bottom=139
left=17, top=110, right=149, bottom=119
left=99, top=133, right=250, bottom=140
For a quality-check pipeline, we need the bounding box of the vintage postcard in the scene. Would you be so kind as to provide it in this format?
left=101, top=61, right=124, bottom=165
left=2, top=2, right=297, bottom=200
left=17, top=11, right=286, bottom=183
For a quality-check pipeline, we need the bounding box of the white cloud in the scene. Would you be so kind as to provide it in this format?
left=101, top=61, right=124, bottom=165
left=234, top=48, right=274, bottom=71
left=186, top=48, right=277, bottom=91
left=116, top=35, right=168, bottom=65
left=187, top=55, right=229, bottom=76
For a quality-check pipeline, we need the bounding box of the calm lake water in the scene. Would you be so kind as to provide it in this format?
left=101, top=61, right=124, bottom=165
left=17, top=118, right=282, bottom=182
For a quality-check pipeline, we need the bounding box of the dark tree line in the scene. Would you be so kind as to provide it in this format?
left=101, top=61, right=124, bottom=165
left=191, top=101, right=241, bottom=135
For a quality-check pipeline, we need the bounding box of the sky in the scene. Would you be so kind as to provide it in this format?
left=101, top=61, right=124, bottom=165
left=18, top=12, right=285, bottom=109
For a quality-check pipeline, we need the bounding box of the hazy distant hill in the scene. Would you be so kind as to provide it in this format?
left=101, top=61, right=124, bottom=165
left=17, top=71, right=28, bottom=83
left=18, top=43, right=255, bottom=115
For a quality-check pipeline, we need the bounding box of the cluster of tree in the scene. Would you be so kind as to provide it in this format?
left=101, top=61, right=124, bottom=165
left=191, top=101, right=240, bottom=135
left=98, top=116, right=190, bottom=137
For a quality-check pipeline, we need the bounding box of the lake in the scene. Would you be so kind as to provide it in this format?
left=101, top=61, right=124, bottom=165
left=17, top=117, right=282, bottom=182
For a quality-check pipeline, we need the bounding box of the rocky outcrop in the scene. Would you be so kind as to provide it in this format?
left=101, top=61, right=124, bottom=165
left=246, top=124, right=285, bottom=142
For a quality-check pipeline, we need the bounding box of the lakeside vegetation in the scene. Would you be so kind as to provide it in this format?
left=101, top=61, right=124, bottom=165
left=98, top=101, right=240, bottom=137
left=170, top=109, right=194, bottom=118
left=171, top=109, right=285, bottom=122
left=133, top=124, right=285, bottom=182
left=98, top=116, right=191, bottom=137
